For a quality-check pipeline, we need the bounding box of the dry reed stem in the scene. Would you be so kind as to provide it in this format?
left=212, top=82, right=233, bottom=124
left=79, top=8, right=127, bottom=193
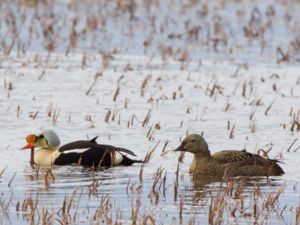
left=287, top=139, right=297, bottom=152
left=142, top=110, right=151, bottom=127
left=264, top=99, right=276, bottom=116
left=143, top=141, right=159, bottom=163
left=139, top=164, right=144, bottom=184
left=296, top=204, right=300, bottom=225
left=0, top=167, right=6, bottom=178
left=141, top=75, right=152, bottom=97
left=86, top=71, right=103, bottom=95
left=104, top=109, right=112, bottom=123
left=44, top=169, right=55, bottom=188
left=229, top=125, right=235, bottom=139
left=8, top=172, right=16, bottom=188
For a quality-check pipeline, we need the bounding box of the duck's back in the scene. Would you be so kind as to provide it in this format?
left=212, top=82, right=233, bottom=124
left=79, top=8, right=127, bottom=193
left=211, top=150, right=284, bottom=176
left=212, top=150, right=253, bottom=163
left=52, top=136, right=140, bottom=167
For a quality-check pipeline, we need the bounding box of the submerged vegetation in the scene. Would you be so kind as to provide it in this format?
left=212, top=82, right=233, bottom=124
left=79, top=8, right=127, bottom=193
left=0, top=0, right=300, bottom=224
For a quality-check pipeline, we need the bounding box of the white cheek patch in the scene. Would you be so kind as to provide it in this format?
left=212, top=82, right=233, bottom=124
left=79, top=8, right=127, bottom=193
left=60, top=148, right=90, bottom=154
left=113, top=152, right=124, bottom=165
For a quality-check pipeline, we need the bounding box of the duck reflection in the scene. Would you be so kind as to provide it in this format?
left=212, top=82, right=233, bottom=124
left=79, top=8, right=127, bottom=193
left=190, top=173, right=284, bottom=202
left=22, top=165, right=126, bottom=193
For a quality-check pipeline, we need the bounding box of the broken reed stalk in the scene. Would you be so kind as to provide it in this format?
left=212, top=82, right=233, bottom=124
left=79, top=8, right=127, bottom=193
left=179, top=197, right=183, bottom=222
left=143, top=141, right=159, bottom=163
left=264, top=186, right=286, bottom=209
left=113, top=84, right=120, bottom=101
left=8, top=172, right=17, bottom=188
left=5, top=192, right=13, bottom=211
left=104, top=109, right=112, bottom=123
left=242, top=81, right=247, bottom=98
left=131, top=195, right=141, bottom=223
left=287, top=139, right=297, bottom=152
left=86, top=71, right=102, bottom=95
left=126, top=178, right=131, bottom=195
left=30, top=110, right=39, bottom=120
left=139, top=164, right=144, bottom=184
left=73, top=190, right=83, bottom=222
left=0, top=167, right=6, bottom=178
left=140, top=75, right=151, bottom=97
left=293, top=146, right=300, bottom=152
left=151, top=167, right=164, bottom=194
left=44, top=169, right=55, bottom=188
left=229, top=125, right=235, bottom=139
left=291, top=112, right=300, bottom=131
left=52, top=109, right=60, bottom=124
left=111, top=105, right=118, bottom=122
left=296, top=204, right=300, bottom=225
left=160, top=140, right=170, bottom=156
left=89, top=179, right=103, bottom=196
left=81, top=53, right=87, bottom=69
left=265, top=99, right=276, bottom=116
left=173, top=159, right=180, bottom=202
left=16, top=104, right=20, bottom=117
left=250, top=106, right=257, bottom=120
left=142, top=110, right=151, bottom=127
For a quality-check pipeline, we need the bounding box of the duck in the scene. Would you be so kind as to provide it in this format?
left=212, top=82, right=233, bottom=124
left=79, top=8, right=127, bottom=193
left=20, top=129, right=143, bottom=167
left=175, top=134, right=284, bottom=177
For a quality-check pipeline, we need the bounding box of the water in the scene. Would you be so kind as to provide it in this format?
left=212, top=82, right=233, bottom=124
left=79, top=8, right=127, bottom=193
left=1, top=0, right=300, bottom=224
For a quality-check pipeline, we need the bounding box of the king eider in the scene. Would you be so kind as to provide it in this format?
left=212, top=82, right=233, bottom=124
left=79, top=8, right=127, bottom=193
left=174, top=134, right=284, bottom=177
left=21, top=129, right=143, bottom=167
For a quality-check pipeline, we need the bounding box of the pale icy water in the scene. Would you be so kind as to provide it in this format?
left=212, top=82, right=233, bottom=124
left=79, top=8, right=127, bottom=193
left=1, top=0, right=300, bottom=224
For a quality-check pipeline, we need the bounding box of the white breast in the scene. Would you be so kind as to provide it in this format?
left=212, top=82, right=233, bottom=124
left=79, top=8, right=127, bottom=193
left=34, top=149, right=59, bottom=166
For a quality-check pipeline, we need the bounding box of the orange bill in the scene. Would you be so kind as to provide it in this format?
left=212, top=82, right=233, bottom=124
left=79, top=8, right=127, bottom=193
left=20, top=134, right=37, bottom=150
left=20, top=143, right=34, bottom=150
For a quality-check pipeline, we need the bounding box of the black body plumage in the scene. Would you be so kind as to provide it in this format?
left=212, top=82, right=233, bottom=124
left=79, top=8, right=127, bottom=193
left=54, top=136, right=142, bottom=167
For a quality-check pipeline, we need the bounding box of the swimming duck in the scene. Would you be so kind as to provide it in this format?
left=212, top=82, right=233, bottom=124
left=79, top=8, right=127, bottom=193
left=21, top=129, right=143, bottom=167
left=175, top=134, right=284, bottom=177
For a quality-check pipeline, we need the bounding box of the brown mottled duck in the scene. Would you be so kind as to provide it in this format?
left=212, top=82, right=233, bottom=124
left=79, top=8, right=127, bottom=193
left=175, top=134, right=284, bottom=177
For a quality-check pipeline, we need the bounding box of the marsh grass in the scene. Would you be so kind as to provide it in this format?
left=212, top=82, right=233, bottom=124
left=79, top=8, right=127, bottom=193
left=0, top=168, right=292, bottom=225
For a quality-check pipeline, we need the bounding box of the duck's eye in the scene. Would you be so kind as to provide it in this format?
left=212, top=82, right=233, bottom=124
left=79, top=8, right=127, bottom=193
left=38, top=134, right=48, bottom=144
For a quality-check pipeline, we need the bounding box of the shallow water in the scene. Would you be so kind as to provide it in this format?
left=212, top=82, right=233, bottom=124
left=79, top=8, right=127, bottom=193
left=1, top=54, right=300, bottom=224
left=1, top=0, right=300, bottom=224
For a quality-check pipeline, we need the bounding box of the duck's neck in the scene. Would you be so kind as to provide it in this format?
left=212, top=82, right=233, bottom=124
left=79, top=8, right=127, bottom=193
left=190, top=151, right=212, bottom=173
left=194, top=150, right=212, bottom=161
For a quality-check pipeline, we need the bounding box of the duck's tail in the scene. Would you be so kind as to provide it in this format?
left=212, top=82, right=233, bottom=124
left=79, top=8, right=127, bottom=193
left=121, top=155, right=144, bottom=166
left=269, top=159, right=285, bottom=175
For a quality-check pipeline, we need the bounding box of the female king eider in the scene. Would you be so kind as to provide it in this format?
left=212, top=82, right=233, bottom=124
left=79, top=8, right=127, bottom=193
left=20, top=129, right=143, bottom=167
left=175, top=134, right=284, bottom=177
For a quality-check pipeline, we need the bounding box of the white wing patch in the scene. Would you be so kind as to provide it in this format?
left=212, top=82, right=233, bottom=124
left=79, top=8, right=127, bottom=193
left=60, top=148, right=90, bottom=154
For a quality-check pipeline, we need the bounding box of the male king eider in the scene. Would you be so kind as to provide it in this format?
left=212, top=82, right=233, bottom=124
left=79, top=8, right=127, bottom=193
left=20, top=129, right=143, bottom=167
